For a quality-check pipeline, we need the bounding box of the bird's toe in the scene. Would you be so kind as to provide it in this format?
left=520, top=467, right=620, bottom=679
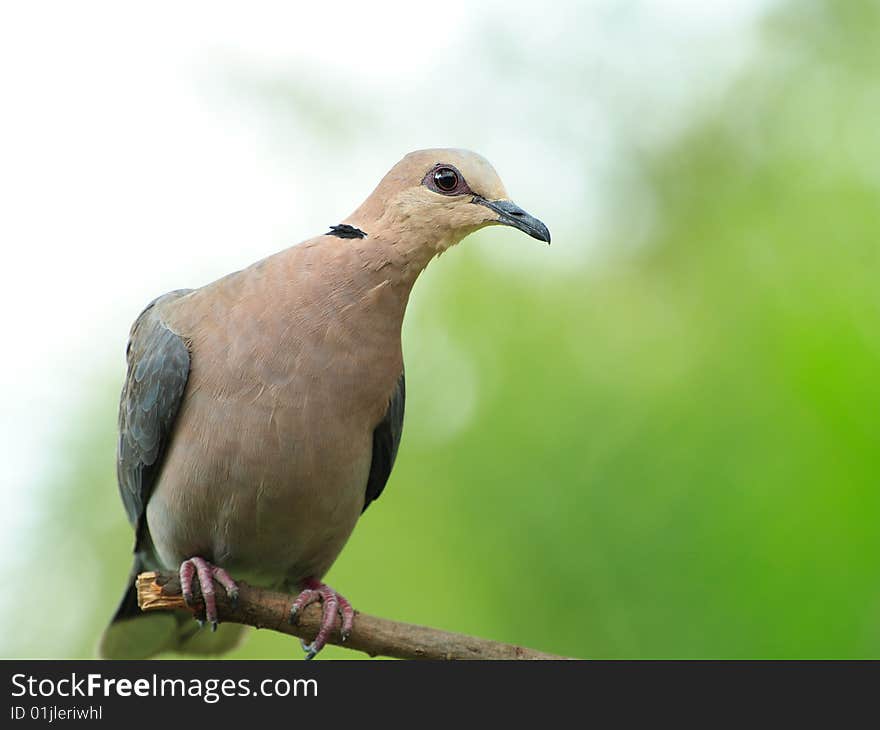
left=289, top=581, right=356, bottom=659
left=178, top=556, right=238, bottom=629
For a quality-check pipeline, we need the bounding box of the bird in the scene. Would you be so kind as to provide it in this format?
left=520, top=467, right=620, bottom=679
left=98, top=148, right=550, bottom=660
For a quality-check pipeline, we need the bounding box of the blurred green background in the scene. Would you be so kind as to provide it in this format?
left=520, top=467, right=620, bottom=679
left=2, top=0, right=879, bottom=659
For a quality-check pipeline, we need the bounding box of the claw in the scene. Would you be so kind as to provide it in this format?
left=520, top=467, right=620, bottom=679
left=299, top=638, right=318, bottom=660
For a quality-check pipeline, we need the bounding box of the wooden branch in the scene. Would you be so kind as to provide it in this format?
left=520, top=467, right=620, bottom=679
left=137, top=571, right=572, bottom=660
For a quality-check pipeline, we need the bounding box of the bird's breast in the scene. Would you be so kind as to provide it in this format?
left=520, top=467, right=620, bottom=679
left=145, top=248, right=406, bottom=586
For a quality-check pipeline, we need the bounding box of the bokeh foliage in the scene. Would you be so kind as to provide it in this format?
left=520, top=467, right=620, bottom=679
left=5, top=0, right=878, bottom=658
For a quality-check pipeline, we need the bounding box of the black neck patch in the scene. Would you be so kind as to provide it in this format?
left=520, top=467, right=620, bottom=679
left=328, top=224, right=367, bottom=239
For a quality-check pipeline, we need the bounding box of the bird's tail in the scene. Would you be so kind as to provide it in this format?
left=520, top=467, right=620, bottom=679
left=98, top=558, right=246, bottom=659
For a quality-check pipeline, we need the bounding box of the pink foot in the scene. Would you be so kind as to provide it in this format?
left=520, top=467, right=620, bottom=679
left=288, top=578, right=355, bottom=659
left=179, top=556, right=239, bottom=631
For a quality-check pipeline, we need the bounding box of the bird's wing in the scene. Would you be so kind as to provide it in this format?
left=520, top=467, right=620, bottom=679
left=362, top=370, right=405, bottom=512
left=117, top=290, right=192, bottom=545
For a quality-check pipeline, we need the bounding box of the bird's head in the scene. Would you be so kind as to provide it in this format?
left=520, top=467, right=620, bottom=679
left=345, top=149, right=550, bottom=257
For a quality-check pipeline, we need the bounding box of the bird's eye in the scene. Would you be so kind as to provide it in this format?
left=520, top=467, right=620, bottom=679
left=434, top=167, right=459, bottom=192
left=422, top=163, right=470, bottom=196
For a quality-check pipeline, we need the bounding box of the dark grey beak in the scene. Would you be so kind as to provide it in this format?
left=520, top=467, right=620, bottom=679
left=473, top=197, right=551, bottom=244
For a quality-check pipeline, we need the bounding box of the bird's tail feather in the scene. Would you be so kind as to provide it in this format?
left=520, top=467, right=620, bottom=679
left=98, top=559, right=246, bottom=659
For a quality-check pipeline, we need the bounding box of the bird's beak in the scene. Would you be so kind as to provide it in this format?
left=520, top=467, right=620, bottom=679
left=473, top=197, right=551, bottom=244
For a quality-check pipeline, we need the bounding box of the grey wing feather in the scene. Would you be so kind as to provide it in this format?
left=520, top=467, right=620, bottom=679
left=363, top=371, right=405, bottom=512
left=117, top=290, right=192, bottom=545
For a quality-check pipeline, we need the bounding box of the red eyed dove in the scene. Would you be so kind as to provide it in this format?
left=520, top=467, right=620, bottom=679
left=99, top=148, right=550, bottom=659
